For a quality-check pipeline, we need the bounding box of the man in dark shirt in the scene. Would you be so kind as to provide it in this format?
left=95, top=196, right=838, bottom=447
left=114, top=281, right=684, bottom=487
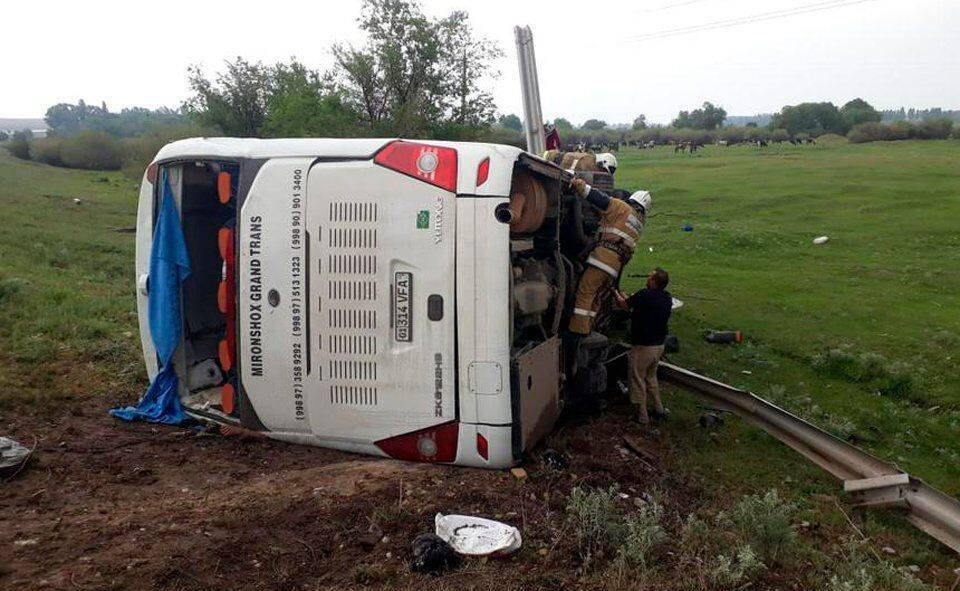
left=616, top=268, right=672, bottom=426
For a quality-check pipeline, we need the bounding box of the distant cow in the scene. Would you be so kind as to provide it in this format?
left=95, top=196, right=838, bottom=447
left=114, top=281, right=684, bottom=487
left=755, top=139, right=769, bottom=148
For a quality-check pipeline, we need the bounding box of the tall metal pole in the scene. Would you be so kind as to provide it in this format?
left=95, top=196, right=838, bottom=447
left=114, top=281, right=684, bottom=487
left=514, top=26, right=546, bottom=156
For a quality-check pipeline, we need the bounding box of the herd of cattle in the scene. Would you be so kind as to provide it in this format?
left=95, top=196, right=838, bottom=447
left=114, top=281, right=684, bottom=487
left=572, top=137, right=818, bottom=154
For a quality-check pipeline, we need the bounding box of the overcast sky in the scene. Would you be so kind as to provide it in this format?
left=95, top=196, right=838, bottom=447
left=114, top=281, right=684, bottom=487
left=2, top=0, right=958, bottom=124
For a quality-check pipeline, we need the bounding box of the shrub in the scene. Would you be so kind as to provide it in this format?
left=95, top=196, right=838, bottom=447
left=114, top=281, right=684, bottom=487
left=726, top=490, right=796, bottom=564
left=6, top=131, right=32, bottom=159
left=878, top=361, right=915, bottom=399
left=952, top=125, right=960, bottom=140
left=565, top=485, right=666, bottom=569
left=817, top=133, right=848, bottom=144
left=60, top=131, right=124, bottom=170
left=30, top=137, right=65, bottom=166
left=825, top=539, right=932, bottom=591
left=847, top=122, right=890, bottom=143
left=566, top=485, right=622, bottom=563
left=707, top=545, right=765, bottom=588
left=618, top=501, right=666, bottom=568
left=915, top=118, right=953, bottom=140
left=887, top=121, right=914, bottom=140
left=0, top=277, right=26, bottom=303
left=812, top=348, right=859, bottom=379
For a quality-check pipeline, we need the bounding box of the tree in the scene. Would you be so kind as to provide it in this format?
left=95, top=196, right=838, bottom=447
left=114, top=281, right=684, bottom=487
left=498, top=113, right=522, bottom=131
left=332, top=0, right=501, bottom=137
left=552, top=118, right=573, bottom=131
left=672, top=102, right=726, bottom=130
left=185, top=57, right=271, bottom=136
left=770, top=102, right=848, bottom=136
left=841, top=98, right=881, bottom=127
left=262, top=60, right=360, bottom=137
left=632, top=114, right=647, bottom=130
left=581, top=119, right=608, bottom=130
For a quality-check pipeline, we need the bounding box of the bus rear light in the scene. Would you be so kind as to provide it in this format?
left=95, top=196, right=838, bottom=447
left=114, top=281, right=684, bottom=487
left=217, top=172, right=232, bottom=204
left=476, top=157, right=490, bottom=187
left=476, top=432, right=489, bottom=460
left=219, top=339, right=233, bottom=371
left=375, top=422, right=459, bottom=463
left=146, top=163, right=158, bottom=184
left=221, top=382, right=236, bottom=415
left=374, top=141, right=458, bottom=192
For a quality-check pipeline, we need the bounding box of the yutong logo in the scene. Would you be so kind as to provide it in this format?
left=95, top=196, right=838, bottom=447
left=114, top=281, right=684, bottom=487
left=434, top=353, right=443, bottom=417
left=394, top=272, right=413, bottom=342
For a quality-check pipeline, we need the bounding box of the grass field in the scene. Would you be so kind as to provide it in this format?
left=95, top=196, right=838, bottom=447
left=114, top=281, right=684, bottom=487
left=615, top=139, right=960, bottom=490
left=1, top=140, right=959, bottom=587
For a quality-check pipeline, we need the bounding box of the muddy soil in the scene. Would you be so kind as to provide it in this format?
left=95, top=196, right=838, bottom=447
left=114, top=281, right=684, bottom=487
left=2, top=391, right=695, bottom=591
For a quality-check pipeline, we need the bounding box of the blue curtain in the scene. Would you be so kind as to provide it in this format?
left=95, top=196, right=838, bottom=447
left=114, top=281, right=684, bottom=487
left=111, top=170, right=192, bottom=425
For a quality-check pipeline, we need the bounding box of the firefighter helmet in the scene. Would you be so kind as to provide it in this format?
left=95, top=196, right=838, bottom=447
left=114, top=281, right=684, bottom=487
left=628, top=190, right=652, bottom=214
left=595, top=152, right=618, bottom=174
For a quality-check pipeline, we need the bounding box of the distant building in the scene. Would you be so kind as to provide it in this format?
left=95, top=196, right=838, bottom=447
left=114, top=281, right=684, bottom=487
left=0, top=118, right=49, bottom=138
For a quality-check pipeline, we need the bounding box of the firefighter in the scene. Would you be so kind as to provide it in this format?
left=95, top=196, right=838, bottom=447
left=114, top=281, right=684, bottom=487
left=564, top=178, right=651, bottom=374
left=542, top=150, right=618, bottom=175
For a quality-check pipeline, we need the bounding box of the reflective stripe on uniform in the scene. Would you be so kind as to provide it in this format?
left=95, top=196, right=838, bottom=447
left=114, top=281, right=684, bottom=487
left=587, top=256, right=619, bottom=277
left=573, top=307, right=598, bottom=317
left=627, top=214, right=642, bottom=232
left=600, top=226, right=637, bottom=247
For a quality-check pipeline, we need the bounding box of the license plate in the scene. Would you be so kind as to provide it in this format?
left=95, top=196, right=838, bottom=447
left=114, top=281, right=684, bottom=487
left=394, top=272, right=413, bottom=342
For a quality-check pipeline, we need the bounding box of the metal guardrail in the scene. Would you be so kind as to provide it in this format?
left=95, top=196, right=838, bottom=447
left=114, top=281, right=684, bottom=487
left=659, top=362, right=960, bottom=554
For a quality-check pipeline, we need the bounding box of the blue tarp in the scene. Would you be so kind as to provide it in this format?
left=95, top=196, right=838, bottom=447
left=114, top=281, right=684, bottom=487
left=111, top=171, right=192, bottom=425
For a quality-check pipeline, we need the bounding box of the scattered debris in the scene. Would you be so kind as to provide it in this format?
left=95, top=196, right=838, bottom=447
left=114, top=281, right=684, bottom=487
left=110, top=226, right=137, bottom=234
left=541, top=449, right=568, bottom=471
left=622, top=435, right=659, bottom=471
left=410, top=533, right=459, bottom=575
left=881, top=546, right=897, bottom=555
left=907, top=565, right=920, bottom=573
left=13, top=539, right=38, bottom=547
left=664, top=334, right=680, bottom=353
left=510, top=467, right=528, bottom=480
left=1, top=437, right=33, bottom=479
left=671, top=297, right=684, bottom=310
left=72, top=198, right=83, bottom=205
left=813, top=235, right=829, bottom=245
left=682, top=223, right=694, bottom=232
left=435, top=513, right=522, bottom=556
left=699, top=412, right=726, bottom=429
left=705, top=330, right=743, bottom=344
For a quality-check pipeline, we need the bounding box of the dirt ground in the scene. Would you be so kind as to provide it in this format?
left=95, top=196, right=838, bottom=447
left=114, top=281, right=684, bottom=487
left=1, top=388, right=686, bottom=591
left=3, top=388, right=957, bottom=591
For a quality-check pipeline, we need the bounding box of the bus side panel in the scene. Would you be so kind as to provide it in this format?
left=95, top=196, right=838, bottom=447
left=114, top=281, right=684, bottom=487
left=455, top=198, right=512, bottom=428
left=238, top=158, right=314, bottom=435
left=135, top=170, right=159, bottom=380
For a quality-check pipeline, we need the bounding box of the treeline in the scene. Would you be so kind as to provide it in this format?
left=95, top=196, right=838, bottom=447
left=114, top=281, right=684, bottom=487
left=4, top=0, right=506, bottom=172
left=3, top=0, right=958, bottom=172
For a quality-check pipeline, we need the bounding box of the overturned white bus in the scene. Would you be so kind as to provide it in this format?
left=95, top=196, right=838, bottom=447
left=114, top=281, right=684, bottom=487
left=136, top=137, right=622, bottom=468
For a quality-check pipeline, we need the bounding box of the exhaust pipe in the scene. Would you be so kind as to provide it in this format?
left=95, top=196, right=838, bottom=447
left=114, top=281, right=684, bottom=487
left=495, top=203, right=514, bottom=224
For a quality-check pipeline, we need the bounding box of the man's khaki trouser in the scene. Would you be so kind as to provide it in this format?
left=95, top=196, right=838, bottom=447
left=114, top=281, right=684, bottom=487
left=628, top=345, right=665, bottom=423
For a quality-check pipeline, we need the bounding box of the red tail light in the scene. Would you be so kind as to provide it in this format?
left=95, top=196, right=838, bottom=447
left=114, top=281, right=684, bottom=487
left=476, top=157, right=490, bottom=187
left=221, top=382, right=236, bottom=414
left=375, top=422, right=460, bottom=463
left=217, top=171, right=232, bottom=204
left=374, top=141, right=458, bottom=192
left=476, top=432, right=489, bottom=460
left=146, top=163, right=158, bottom=184
left=217, top=226, right=237, bottom=380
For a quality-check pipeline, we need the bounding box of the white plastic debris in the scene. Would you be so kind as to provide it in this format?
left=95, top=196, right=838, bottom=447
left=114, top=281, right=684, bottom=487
left=812, top=235, right=829, bottom=245
left=435, top=513, right=522, bottom=556
left=671, top=297, right=684, bottom=310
